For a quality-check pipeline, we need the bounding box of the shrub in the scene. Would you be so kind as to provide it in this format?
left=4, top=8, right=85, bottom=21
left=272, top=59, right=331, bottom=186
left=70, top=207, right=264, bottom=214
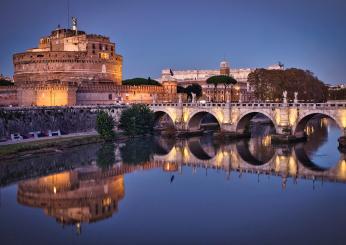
left=119, top=104, right=154, bottom=136
left=96, top=111, right=115, bottom=141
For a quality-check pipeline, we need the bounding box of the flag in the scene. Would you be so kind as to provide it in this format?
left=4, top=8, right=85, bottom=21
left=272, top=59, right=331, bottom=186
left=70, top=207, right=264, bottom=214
left=170, top=69, right=174, bottom=76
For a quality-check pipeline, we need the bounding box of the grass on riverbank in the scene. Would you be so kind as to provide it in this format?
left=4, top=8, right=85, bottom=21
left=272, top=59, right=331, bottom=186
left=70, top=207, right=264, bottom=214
left=0, top=135, right=104, bottom=159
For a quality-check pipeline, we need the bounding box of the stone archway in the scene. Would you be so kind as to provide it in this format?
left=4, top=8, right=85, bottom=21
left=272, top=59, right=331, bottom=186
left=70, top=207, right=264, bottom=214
left=293, top=112, right=343, bottom=136
left=235, top=111, right=277, bottom=134
left=153, top=111, right=175, bottom=129
left=187, top=111, right=221, bottom=131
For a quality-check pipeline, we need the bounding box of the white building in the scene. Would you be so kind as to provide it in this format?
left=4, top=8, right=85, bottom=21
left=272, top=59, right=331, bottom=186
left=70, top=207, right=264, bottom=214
left=158, top=61, right=283, bottom=102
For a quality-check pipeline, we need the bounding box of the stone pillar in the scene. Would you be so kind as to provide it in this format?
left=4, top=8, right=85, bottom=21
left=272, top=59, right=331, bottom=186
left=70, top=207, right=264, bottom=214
left=338, top=136, right=346, bottom=153
left=278, top=106, right=290, bottom=134
left=174, top=104, right=185, bottom=131
left=221, top=100, right=232, bottom=132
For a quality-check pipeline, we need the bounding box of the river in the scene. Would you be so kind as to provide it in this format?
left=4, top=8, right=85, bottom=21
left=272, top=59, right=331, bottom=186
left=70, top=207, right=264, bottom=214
left=0, top=118, right=345, bottom=244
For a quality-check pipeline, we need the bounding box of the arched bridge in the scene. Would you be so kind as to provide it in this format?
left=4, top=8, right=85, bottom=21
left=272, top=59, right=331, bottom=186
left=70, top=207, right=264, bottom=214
left=150, top=101, right=346, bottom=138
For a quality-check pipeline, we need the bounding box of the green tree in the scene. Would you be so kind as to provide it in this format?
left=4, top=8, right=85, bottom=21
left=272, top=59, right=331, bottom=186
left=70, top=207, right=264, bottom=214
left=185, top=83, right=202, bottom=101
left=0, top=79, right=14, bottom=86
left=206, top=75, right=237, bottom=102
left=177, top=85, right=186, bottom=94
left=328, top=88, right=346, bottom=100
left=247, top=68, right=328, bottom=102
left=119, top=104, right=155, bottom=136
left=122, top=77, right=162, bottom=86
left=96, top=111, right=115, bottom=141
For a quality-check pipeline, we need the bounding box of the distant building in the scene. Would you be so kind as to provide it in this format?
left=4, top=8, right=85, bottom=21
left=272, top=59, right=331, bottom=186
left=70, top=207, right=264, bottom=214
left=0, top=74, right=13, bottom=82
left=327, top=83, right=346, bottom=91
left=158, top=61, right=283, bottom=102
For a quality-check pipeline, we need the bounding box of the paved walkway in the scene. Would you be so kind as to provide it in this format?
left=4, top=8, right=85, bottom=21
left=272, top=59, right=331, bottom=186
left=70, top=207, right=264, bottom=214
left=0, top=131, right=99, bottom=146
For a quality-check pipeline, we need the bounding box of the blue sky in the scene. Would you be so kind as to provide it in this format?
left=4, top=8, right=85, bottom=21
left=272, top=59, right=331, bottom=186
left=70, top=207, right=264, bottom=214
left=0, top=0, right=345, bottom=84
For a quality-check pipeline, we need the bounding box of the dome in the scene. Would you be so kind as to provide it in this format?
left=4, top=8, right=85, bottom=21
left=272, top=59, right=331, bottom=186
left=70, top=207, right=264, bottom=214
left=220, top=61, right=230, bottom=69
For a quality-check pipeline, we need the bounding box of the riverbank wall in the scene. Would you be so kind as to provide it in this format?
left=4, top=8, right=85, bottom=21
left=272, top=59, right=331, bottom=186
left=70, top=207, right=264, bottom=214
left=0, top=105, right=126, bottom=139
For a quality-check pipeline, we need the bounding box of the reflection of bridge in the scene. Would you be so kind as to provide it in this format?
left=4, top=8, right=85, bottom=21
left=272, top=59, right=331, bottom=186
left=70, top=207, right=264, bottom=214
left=154, top=138, right=346, bottom=183
left=150, top=102, right=346, bottom=139
left=15, top=136, right=346, bottom=232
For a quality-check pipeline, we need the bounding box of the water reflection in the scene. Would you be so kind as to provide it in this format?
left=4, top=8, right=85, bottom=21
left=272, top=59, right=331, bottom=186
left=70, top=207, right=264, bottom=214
left=6, top=117, right=346, bottom=233
left=17, top=167, right=125, bottom=234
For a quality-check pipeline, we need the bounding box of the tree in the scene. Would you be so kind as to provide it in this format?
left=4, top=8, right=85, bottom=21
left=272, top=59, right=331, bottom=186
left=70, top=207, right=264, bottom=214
left=96, top=111, right=115, bottom=141
left=185, top=83, right=202, bottom=101
left=177, top=85, right=186, bottom=94
left=119, top=104, right=155, bottom=136
left=0, top=80, right=14, bottom=86
left=328, top=88, right=346, bottom=100
left=206, top=75, right=237, bottom=102
left=122, top=77, right=162, bottom=86
left=247, top=68, right=328, bottom=102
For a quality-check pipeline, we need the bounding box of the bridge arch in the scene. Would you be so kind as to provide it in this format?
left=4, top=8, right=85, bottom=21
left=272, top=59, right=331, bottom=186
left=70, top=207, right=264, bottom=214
left=187, top=111, right=221, bottom=131
left=153, top=110, right=175, bottom=128
left=235, top=111, right=277, bottom=134
left=293, top=112, right=343, bottom=136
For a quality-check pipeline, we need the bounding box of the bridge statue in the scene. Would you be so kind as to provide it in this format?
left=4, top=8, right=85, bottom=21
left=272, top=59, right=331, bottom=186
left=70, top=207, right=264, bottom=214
left=152, top=94, right=157, bottom=104
left=283, top=90, right=288, bottom=104
left=226, top=91, right=230, bottom=103
left=178, top=94, right=182, bottom=104
left=191, top=93, right=196, bottom=104
left=294, top=92, right=298, bottom=104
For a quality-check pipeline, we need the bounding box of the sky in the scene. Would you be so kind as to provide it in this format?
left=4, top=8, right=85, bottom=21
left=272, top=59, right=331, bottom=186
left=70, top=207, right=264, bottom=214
left=0, top=0, right=345, bottom=84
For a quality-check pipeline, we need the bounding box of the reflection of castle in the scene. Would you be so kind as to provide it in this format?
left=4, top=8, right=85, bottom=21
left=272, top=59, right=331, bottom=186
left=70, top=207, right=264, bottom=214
left=17, top=167, right=125, bottom=233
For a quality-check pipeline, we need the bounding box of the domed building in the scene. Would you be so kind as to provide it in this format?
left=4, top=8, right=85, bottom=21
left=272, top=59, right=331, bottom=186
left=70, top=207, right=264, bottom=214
left=0, top=18, right=177, bottom=106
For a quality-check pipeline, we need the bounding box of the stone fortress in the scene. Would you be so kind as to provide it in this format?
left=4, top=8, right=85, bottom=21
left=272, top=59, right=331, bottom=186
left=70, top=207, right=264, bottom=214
left=0, top=18, right=177, bottom=107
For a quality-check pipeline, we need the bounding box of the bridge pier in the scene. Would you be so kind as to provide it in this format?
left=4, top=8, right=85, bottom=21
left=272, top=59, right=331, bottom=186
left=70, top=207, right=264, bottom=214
left=338, top=136, right=346, bottom=153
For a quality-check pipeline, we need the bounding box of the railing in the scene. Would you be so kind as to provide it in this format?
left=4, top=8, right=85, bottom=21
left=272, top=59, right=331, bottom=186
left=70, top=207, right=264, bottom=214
left=2, top=102, right=346, bottom=111
left=149, top=102, right=346, bottom=109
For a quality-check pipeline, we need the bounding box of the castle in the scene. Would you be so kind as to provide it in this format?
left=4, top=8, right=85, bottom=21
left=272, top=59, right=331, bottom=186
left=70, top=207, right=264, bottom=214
left=0, top=18, right=176, bottom=107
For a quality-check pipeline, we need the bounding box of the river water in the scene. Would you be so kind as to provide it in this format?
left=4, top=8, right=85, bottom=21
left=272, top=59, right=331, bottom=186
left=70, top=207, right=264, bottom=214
left=0, top=118, right=345, bottom=244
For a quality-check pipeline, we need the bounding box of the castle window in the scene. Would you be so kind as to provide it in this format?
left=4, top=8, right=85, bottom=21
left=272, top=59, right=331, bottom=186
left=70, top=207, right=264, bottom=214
left=108, top=94, right=112, bottom=100
left=99, top=53, right=109, bottom=59
left=105, top=45, right=108, bottom=50
left=99, top=44, right=102, bottom=50
left=92, top=43, right=96, bottom=49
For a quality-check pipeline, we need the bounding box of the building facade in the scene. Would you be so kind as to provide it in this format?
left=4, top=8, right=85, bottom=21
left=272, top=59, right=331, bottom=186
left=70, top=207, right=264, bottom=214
left=13, top=22, right=122, bottom=85
left=159, top=61, right=283, bottom=102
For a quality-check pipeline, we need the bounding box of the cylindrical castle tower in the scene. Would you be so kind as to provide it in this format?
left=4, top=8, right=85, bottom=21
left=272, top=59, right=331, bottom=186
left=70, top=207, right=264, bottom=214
left=13, top=18, right=123, bottom=86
